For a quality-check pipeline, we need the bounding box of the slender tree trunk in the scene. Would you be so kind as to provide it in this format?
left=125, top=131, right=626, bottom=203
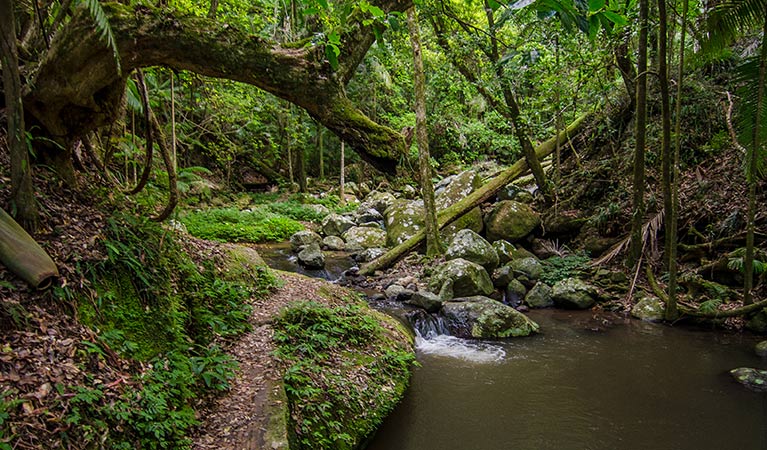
left=407, top=7, right=442, bottom=257
left=1, top=0, right=38, bottom=231
left=170, top=69, right=177, bottom=172
left=483, top=1, right=551, bottom=202
left=297, top=147, right=307, bottom=193
left=340, top=141, right=346, bottom=205
left=659, top=0, right=672, bottom=268
left=207, top=0, right=219, bottom=19
left=318, top=123, right=324, bottom=180
left=744, top=9, right=767, bottom=305
left=667, top=0, right=688, bottom=320
left=126, top=70, right=154, bottom=195
left=628, top=0, right=649, bottom=267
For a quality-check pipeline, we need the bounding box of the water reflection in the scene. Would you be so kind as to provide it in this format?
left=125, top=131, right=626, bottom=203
left=368, top=309, right=767, bottom=450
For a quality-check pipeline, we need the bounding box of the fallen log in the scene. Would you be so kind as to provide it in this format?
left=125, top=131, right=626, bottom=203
left=359, top=113, right=591, bottom=276
left=0, top=208, right=59, bottom=289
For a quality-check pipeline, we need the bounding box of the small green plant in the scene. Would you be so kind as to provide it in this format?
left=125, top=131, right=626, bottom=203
left=540, top=253, right=592, bottom=285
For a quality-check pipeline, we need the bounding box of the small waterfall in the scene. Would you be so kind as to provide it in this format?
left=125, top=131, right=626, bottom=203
left=407, top=310, right=506, bottom=364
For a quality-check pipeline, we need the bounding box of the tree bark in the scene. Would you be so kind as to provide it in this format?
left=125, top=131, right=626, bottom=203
left=125, top=70, right=154, bottom=195
left=340, top=141, right=346, bottom=205
left=24, top=1, right=410, bottom=176
left=407, top=7, right=442, bottom=257
left=0, top=208, right=58, bottom=288
left=627, top=0, right=649, bottom=267
left=1, top=0, right=39, bottom=231
left=360, top=113, right=590, bottom=275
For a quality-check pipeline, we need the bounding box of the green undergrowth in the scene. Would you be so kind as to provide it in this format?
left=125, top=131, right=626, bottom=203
left=273, top=301, right=416, bottom=450
left=181, top=207, right=304, bottom=243
left=540, top=253, right=592, bottom=285
left=58, top=212, right=278, bottom=449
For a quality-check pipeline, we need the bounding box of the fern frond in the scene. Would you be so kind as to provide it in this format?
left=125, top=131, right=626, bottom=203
left=705, top=0, right=767, bottom=50
left=734, top=56, right=767, bottom=181
left=77, top=0, right=121, bottom=75
left=125, top=78, right=143, bottom=113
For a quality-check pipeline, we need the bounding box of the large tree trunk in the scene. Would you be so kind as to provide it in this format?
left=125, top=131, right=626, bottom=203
left=359, top=113, right=590, bottom=275
left=407, top=7, right=442, bottom=257
left=1, top=0, right=39, bottom=231
left=0, top=208, right=58, bottom=288
left=23, top=1, right=410, bottom=176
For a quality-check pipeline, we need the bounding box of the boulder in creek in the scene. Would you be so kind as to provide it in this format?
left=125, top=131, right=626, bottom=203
left=297, top=243, right=325, bottom=269
left=352, top=247, right=386, bottom=263
left=525, top=282, right=554, bottom=308
left=428, top=258, right=494, bottom=299
left=446, top=229, right=500, bottom=272
left=730, top=367, right=767, bottom=392
left=484, top=200, right=541, bottom=243
left=631, top=295, right=665, bottom=322
left=406, top=290, right=444, bottom=313
left=321, top=213, right=356, bottom=237
left=756, top=341, right=767, bottom=358
left=439, top=296, right=540, bottom=338
left=551, top=278, right=598, bottom=309
left=385, top=284, right=415, bottom=301
left=353, top=207, right=384, bottom=226
left=435, top=171, right=484, bottom=242
left=342, top=226, right=387, bottom=251
left=505, top=279, right=527, bottom=308
left=290, top=230, right=322, bottom=252
left=322, top=235, right=345, bottom=251
left=384, top=198, right=424, bottom=247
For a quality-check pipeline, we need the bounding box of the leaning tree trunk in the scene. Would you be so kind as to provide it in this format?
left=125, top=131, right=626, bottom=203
left=360, top=113, right=590, bottom=275
left=408, top=7, right=442, bottom=257
left=1, top=0, right=39, bottom=231
left=0, top=208, right=58, bottom=288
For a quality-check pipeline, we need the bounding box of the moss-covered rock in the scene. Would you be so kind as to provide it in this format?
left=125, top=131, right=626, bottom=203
left=493, top=240, right=516, bottom=265
left=484, top=200, right=541, bottom=242
left=384, top=199, right=424, bottom=247
left=342, top=226, right=386, bottom=251
left=631, top=295, right=665, bottom=322
left=440, top=296, right=540, bottom=338
left=505, top=279, right=527, bottom=308
left=755, top=341, right=767, bottom=357
left=297, top=243, right=325, bottom=269
left=428, top=258, right=494, bottom=299
left=446, top=229, right=499, bottom=272
left=730, top=367, right=767, bottom=392
left=290, top=230, right=322, bottom=252
left=525, top=282, right=554, bottom=308
left=509, top=257, right=544, bottom=282
left=321, top=214, right=356, bottom=237
left=551, top=278, right=597, bottom=309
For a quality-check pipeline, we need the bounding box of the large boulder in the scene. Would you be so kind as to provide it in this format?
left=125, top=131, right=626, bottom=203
left=297, top=243, right=325, bottom=269
left=631, top=295, right=665, bottom=322
left=384, top=199, right=424, bottom=247
left=551, top=278, right=597, bottom=309
left=493, top=240, right=516, bottom=265
left=290, top=230, right=322, bottom=252
left=730, top=368, right=767, bottom=392
left=435, top=171, right=484, bottom=241
left=525, top=282, right=554, bottom=308
left=440, top=296, right=540, bottom=338
left=342, top=226, right=387, bottom=251
left=484, top=200, right=541, bottom=242
left=446, top=229, right=499, bottom=272
left=505, top=279, right=527, bottom=308
left=428, top=258, right=494, bottom=299
left=321, top=214, right=356, bottom=237
left=406, top=290, right=444, bottom=313
left=322, top=235, right=345, bottom=251
left=363, top=190, right=397, bottom=215
left=508, top=257, right=543, bottom=282
left=353, top=207, right=384, bottom=226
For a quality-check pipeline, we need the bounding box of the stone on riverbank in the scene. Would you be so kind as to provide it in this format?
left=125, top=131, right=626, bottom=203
left=551, top=278, right=597, bottom=309
left=429, top=258, right=494, bottom=299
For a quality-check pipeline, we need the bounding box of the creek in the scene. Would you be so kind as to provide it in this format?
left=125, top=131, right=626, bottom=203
left=257, top=244, right=767, bottom=450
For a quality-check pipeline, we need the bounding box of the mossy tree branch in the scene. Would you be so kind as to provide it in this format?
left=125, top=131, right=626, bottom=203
left=24, top=1, right=410, bottom=174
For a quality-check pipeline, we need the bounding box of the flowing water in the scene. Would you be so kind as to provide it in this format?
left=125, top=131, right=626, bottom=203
left=256, top=242, right=354, bottom=281
left=367, top=309, right=767, bottom=450
left=257, top=244, right=767, bottom=450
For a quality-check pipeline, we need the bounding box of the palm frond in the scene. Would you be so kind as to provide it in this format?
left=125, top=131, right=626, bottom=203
left=705, top=0, right=767, bottom=50
left=591, top=211, right=664, bottom=266
left=77, top=0, right=121, bottom=74
left=734, top=56, right=767, bottom=181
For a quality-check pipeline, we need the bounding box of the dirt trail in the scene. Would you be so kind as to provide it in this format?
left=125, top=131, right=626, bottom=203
left=192, top=271, right=350, bottom=449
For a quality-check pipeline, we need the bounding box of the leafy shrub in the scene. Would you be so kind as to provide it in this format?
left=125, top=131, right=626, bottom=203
left=540, top=253, right=592, bottom=285
left=181, top=207, right=304, bottom=242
